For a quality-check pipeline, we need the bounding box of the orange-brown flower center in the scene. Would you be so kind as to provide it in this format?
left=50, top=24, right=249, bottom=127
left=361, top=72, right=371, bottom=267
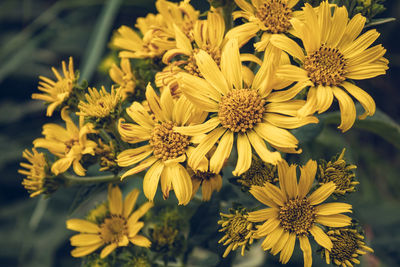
left=99, top=215, right=128, bottom=244
left=218, top=89, right=265, bottom=132
left=256, top=0, right=292, bottom=34
left=279, top=198, right=316, bottom=235
left=304, top=45, right=347, bottom=86
left=150, top=121, right=190, bottom=161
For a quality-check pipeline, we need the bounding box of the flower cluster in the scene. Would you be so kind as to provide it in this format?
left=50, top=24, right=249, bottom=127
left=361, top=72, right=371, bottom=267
left=19, top=0, right=387, bottom=265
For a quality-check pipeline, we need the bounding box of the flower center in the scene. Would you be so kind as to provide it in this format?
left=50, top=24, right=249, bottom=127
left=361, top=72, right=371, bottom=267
left=226, top=214, right=252, bottom=242
left=218, top=89, right=265, bottom=132
left=150, top=121, right=190, bottom=161
left=256, top=0, right=292, bottom=34
left=184, top=46, right=221, bottom=77
left=238, top=158, right=278, bottom=188
left=99, top=215, right=128, bottom=244
left=330, top=231, right=359, bottom=263
left=304, top=45, right=347, bottom=86
left=279, top=198, right=316, bottom=235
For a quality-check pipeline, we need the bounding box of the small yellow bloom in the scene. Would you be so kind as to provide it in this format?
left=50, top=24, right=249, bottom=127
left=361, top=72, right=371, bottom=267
left=237, top=156, right=278, bottom=189
left=33, top=107, right=97, bottom=176
left=228, top=0, right=301, bottom=50
left=271, top=1, right=388, bottom=131
left=66, top=185, right=153, bottom=258
left=19, top=148, right=51, bottom=197
left=318, top=148, right=358, bottom=195
left=175, top=39, right=318, bottom=176
left=109, top=58, right=136, bottom=100
left=323, top=227, right=374, bottom=266
left=117, top=85, right=207, bottom=205
left=218, top=208, right=257, bottom=257
left=77, top=86, right=121, bottom=119
left=248, top=159, right=353, bottom=267
left=95, top=139, right=119, bottom=173
left=32, top=57, right=76, bottom=117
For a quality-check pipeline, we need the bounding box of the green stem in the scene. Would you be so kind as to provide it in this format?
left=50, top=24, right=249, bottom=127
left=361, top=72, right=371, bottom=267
left=61, top=173, right=120, bottom=185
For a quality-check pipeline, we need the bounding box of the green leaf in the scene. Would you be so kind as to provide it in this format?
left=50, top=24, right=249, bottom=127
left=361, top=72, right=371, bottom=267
left=322, top=104, right=400, bottom=149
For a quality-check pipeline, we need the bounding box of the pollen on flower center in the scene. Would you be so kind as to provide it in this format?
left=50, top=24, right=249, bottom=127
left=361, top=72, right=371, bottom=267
left=150, top=121, right=190, bottom=161
left=218, top=89, right=265, bottom=132
left=256, top=0, right=292, bottom=34
left=304, top=45, right=347, bottom=86
left=99, top=215, right=128, bottom=244
left=279, top=198, right=316, bottom=235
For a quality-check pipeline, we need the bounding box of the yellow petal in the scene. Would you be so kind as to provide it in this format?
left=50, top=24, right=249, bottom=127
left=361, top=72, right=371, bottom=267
left=70, top=234, right=102, bottom=246
left=51, top=157, right=73, bottom=175
left=308, top=182, right=336, bottom=205
left=128, top=202, right=154, bottom=225
left=261, top=227, right=284, bottom=251
left=210, top=131, right=234, bottom=173
left=117, top=145, right=153, bottom=167
left=315, top=203, right=352, bottom=216
left=341, top=81, right=375, bottom=120
left=120, top=156, right=158, bottom=180
left=142, top=160, right=164, bottom=201
left=271, top=230, right=290, bottom=256
left=128, top=221, right=144, bottom=237
left=309, top=225, right=333, bottom=250
left=267, top=81, right=311, bottom=103
left=316, top=85, right=334, bottom=114
left=174, top=117, right=220, bottom=136
left=298, top=160, right=317, bottom=198
left=246, top=130, right=281, bottom=164
left=256, top=218, right=281, bottom=237
left=316, top=214, right=352, bottom=227
left=70, top=243, right=103, bottom=258
left=254, top=122, right=298, bottom=148
left=270, top=34, right=305, bottom=62
left=145, top=84, right=165, bottom=122
left=262, top=183, right=285, bottom=206
left=299, top=236, right=312, bottom=267
left=130, top=235, right=151, bottom=248
left=169, top=164, right=192, bottom=205
left=123, top=189, right=140, bottom=218
left=232, top=133, right=252, bottom=176
left=100, top=243, right=118, bottom=258
left=126, top=102, right=155, bottom=130
left=332, top=86, right=357, bottom=132
left=66, top=219, right=100, bottom=233
left=221, top=38, right=242, bottom=90
left=264, top=113, right=318, bottom=129
left=279, top=233, right=296, bottom=264
left=108, top=185, right=123, bottom=216
left=249, top=186, right=278, bottom=208
left=247, top=208, right=278, bottom=222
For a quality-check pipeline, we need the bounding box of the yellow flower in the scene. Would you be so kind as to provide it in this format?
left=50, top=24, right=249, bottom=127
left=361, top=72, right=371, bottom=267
left=109, top=58, right=136, bottom=101
left=188, top=149, right=222, bottom=201
left=19, top=148, right=51, bottom=197
left=229, top=0, right=300, bottom=51
left=270, top=1, right=388, bottom=132
left=218, top=208, right=257, bottom=257
left=116, top=85, right=207, bottom=205
left=323, top=227, right=374, bottom=266
left=66, top=185, right=153, bottom=258
left=33, top=107, right=97, bottom=176
left=112, top=13, right=174, bottom=59
left=76, top=86, right=121, bottom=119
left=175, top=39, right=318, bottom=176
left=247, top=159, right=353, bottom=267
left=317, top=148, right=358, bottom=195
left=32, top=57, right=76, bottom=117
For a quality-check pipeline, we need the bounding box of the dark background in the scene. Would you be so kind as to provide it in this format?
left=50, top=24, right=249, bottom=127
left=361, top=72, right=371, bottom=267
left=0, top=0, right=399, bottom=266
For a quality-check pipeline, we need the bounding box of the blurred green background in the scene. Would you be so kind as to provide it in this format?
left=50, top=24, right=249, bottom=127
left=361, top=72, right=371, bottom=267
left=0, top=0, right=399, bottom=266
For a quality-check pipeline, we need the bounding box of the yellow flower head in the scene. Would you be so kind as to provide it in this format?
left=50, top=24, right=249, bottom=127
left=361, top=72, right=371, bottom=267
left=77, top=86, right=121, bottom=119
left=19, top=148, right=52, bottom=197
left=271, top=1, right=388, bottom=132
left=187, top=148, right=223, bottom=201
left=66, top=185, right=153, bottom=258
left=218, top=208, right=257, bottom=258
left=229, top=0, right=300, bottom=50
left=317, top=148, right=358, bottom=195
left=175, top=39, right=318, bottom=176
left=95, top=139, right=119, bottom=173
left=109, top=58, right=136, bottom=100
left=247, top=159, right=353, bottom=267
left=323, top=227, right=374, bottom=266
left=32, top=57, right=76, bottom=117
left=237, top=156, right=278, bottom=189
left=33, top=107, right=97, bottom=176
left=116, top=85, right=207, bottom=205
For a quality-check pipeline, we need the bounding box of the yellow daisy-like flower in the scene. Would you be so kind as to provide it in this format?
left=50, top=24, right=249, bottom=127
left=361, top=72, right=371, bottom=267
left=247, top=159, right=353, bottom=267
left=229, top=0, right=300, bottom=51
left=112, top=13, right=174, bottom=59
left=270, top=1, right=388, bottom=132
left=19, top=148, right=50, bottom=197
left=76, top=86, right=121, bottom=119
left=116, top=85, right=207, bottom=205
left=323, top=227, right=374, bottom=266
left=32, top=57, right=76, bottom=117
left=109, top=58, right=136, bottom=100
left=66, top=185, right=153, bottom=258
left=218, top=208, right=257, bottom=258
left=175, top=39, right=318, bottom=176
left=33, top=107, right=97, bottom=176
